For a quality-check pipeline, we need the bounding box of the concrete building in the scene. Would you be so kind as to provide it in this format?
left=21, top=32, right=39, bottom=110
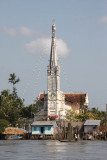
left=31, top=121, right=58, bottom=136
left=34, top=24, right=88, bottom=120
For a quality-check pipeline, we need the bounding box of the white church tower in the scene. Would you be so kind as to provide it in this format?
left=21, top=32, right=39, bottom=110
left=35, top=23, right=88, bottom=121
left=47, top=24, right=64, bottom=118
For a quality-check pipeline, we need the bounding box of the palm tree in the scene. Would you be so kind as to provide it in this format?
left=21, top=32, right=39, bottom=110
left=8, top=73, right=20, bottom=98
left=8, top=73, right=20, bottom=86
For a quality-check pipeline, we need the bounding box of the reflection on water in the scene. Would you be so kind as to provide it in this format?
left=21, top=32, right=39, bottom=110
left=0, top=140, right=107, bottom=160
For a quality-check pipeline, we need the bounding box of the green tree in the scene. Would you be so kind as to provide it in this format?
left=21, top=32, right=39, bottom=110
left=0, top=119, right=9, bottom=133
left=66, top=110, right=78, bottom=121
left=0, top=90, right=24, bottom=126
left=8, top=73, right=20, bottom=98
left=20, top=103, right=38, bottom=118
left=66, top=110, right=91, bottom=122
left=76, top=112, right=91, bottom=122
left=66, top=107, right=106, bottom=126
left=89, top=108, right=106, bottom=126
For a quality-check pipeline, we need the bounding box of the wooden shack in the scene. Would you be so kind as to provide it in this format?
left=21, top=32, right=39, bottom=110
left=84, top=120, right=101, bottom=133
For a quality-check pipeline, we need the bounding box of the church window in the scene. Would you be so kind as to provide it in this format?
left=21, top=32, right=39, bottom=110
left=50, top=77, right=56, bottom=91
left=53, top=78, right=56, bottom=91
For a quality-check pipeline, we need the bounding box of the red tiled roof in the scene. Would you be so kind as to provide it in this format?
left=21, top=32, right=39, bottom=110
left=65, top=94, right=86, bottom=104
left=38, top=93, right=86, bottom=104
left=38, top=93, right=46, bottom=103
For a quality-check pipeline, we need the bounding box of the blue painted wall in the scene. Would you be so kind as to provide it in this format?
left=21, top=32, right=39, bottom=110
left=32, top=126, right=53, bottom=135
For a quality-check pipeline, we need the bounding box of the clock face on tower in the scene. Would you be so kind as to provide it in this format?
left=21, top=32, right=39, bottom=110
left=50, top=92, right=56, bottom=99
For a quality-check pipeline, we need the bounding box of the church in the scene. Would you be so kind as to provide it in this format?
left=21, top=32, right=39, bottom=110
left=34, top=24, right=88, bottom=120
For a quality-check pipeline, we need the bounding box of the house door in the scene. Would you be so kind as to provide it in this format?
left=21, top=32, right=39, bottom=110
left=41, top=127, right=44, bottom=134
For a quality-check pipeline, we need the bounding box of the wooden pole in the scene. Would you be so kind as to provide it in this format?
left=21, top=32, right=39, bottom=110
left=64, top=121, right=66, bottom=139
left=68, top=122, right=71, bottom=141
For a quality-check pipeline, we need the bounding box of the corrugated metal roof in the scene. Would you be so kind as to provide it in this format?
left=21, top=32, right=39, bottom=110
left=31, top=121, right=57, bottom=126
left=84, top=120, right=101, bottom=126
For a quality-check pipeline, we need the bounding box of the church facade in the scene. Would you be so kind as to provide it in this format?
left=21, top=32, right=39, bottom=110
left=34, top=24, right=88, bottom=120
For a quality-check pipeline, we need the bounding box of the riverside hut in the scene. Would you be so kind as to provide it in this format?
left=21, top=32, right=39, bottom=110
left=31, top=121, right=58, bottom=139
left=84, top=120, right=101, bottom=133
left=2, top=127, right=28, bottom=140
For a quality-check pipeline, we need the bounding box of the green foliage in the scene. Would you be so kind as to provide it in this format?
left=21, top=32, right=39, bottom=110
left=66, top=110, right=91, bottom=122
left=8, top=73, right=20, bottom=85
left=0, top=73, right=39, bottom=127
left=0, top=90, right=24, bottom=126
left=76, top=112, right=92, bottom=122
left=0, top=119, right=9, bottom=133
left=37, top=118, right=46, bottom=121
left=20, top=104, right=38, bottom=118
left=89, top=108, right=106, bottom=126
left=66, top=107, right=106, bottom=126
left=66, top=110, right=78, bottom=121
left=8, top=73, right=20, bottom=99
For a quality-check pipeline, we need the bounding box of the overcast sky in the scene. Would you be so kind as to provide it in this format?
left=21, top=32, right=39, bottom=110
left=0, top=0, right=107, bottom=110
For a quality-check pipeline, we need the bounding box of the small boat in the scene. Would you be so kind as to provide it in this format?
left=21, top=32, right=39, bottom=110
left=12, top=136, right=23, bottom=140
left=59, top=140, right=75, bottom=142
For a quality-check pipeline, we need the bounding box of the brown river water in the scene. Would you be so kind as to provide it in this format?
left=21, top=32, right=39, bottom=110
left=0, top=140, right=107, bottom=160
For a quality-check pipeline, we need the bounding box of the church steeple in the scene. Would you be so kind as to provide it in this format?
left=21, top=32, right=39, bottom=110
left=47, top=23, right=60, bottom=93
left=47, top=23, right=61, bottom=116
left=49, top=24, right=58, bottom=71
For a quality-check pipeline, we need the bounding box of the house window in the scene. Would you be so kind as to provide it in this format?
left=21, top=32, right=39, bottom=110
left=32, top=126, right=37, bottom=131
left=48, top=126, right=51, bottom=131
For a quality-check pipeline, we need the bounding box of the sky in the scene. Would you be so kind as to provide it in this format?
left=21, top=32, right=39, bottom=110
left=0, top=0, right=107, bottom=110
